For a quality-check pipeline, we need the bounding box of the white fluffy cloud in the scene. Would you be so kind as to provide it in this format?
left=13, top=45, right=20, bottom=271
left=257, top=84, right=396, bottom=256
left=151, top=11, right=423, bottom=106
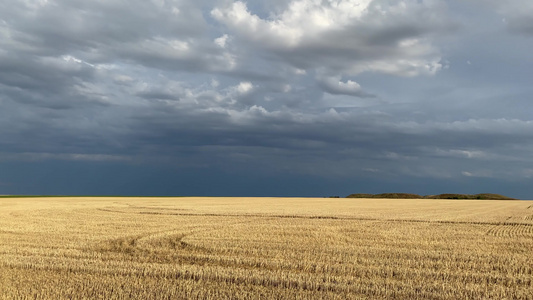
left=211, top=0, right=371, bottom=48
left=236, top=81, right=254, bottom=94
left=317, top=75, right=372, bottom=97
left=212, top=0, right=450, bottom=79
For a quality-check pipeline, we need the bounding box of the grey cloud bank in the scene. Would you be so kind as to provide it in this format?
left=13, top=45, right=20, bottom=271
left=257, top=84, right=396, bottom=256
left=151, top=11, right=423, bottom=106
left=1, top=0, right=532, bottom=198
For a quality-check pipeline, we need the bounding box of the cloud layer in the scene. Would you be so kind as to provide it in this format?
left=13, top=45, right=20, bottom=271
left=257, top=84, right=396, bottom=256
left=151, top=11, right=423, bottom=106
left=1, top=0, right=533, bottom=197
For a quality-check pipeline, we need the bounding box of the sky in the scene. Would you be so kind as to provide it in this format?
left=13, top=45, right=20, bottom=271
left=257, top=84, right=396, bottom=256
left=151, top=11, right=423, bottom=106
left=1, top=0, right=533, bottom=198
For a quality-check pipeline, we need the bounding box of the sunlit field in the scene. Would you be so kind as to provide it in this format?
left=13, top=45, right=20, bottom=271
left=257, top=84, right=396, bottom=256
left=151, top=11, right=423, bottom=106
left=1, top=197, right=532, bottom=299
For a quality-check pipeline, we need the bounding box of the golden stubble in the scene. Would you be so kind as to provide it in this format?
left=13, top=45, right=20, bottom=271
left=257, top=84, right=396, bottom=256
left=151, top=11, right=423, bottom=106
left=1, top=197, right=532, bottom=299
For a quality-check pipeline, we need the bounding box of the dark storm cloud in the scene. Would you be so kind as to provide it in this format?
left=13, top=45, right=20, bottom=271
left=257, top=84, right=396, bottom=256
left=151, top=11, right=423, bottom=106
left=0, top=54, right=103, bottom=109
left=1, top=0, right=533, bottom=197
left=0, top=0, right=234, bottom=75
left=87, top=101, right=532, bottom=181
left=0, top=0, right=206, bottom=52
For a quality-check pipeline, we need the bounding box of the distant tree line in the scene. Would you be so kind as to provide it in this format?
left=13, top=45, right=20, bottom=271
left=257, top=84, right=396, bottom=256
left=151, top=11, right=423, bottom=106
left=345, top=193, right=516, bottom=200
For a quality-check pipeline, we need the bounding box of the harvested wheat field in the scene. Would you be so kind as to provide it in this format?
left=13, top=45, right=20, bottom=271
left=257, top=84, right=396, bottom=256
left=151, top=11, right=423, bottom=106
left=1, top=197, right=532, bottom=299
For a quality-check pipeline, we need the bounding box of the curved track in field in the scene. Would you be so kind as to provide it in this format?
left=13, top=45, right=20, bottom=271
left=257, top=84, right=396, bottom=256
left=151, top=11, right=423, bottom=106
left=485, top=223, right=533, bottom=238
